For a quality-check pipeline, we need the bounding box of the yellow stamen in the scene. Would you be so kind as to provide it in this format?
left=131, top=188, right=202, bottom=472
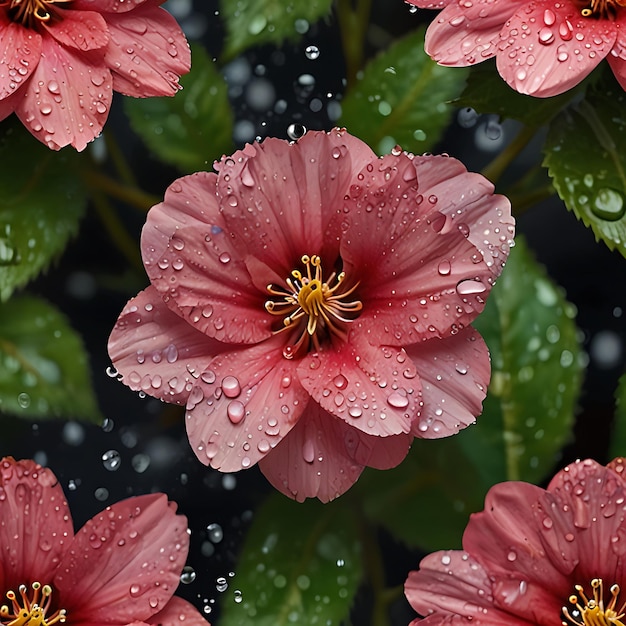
left=562, top=578, right=626, bottom=626
left=265, top=254, right=362, bottom=359
left=580, top=0, right=626, bottom=18
left=0, top=583, right=66, bottom=626
left=2, top=0, right=72, bottom=27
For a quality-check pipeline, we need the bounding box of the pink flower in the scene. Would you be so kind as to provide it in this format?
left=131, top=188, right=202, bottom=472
left=408, top=0, right=626, bottom=97
left=404, top=457, right=626, bottom=625
left=0, top=0, right=190, bottom=150
left=107, top=128, right=514, bottom=502
left=0, top=456, right=207, bottom=626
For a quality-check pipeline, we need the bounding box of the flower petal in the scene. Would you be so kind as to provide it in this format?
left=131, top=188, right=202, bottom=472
left=0, top=18, right=42, bottom=100
left=258, top=403, right=365, bottom=502
left=142, top=173, right=272, bottom=344
left=146, top=596, right=208, bottom=626
left=14, top=37, right=112, bottom=150
left=214, top=129, right=377, bottom=280
left=342, top=153, right=511, bottom=346
left=297, top=334, right=422, bottom=437
left=185, top=334, right=310, bottom=472
left=405, top=550, right=533, bottom=625
left=103, top=3, right=190, bottom=97
left=72, top=0, right=153, bottom=12
left=423, top=0, right=526, bottom=65
left=0, top=458, right=73, bottom=590
left=407, top=327, right=490, bottom=439
left=496, top=0, right=615, bottom=97
left=54, top=494, right=188, bottom=623
left=43, top=9, right=109, bottom=51
left=411, top=154, right=515, bottom=279
left=108, top=286, right=222, bottom=405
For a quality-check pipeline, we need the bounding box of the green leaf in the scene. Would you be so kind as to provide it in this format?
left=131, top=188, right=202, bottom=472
left=219, top=493, right=362, bottom=626
left=469, top=237, right=584, bottom=485
left=0, top=122, right=86, bottom=302
left=0, top=295, right=101, bottom=422
left=220, top=0, right=333, bottom=60
left=339, top=28, right=469, bottom=155
left=456, top=59, right=579, bottom=127
left=124, top=45, right=233, bottom=173
left=544, top=73, right=626, bottom=257
left=610, top=374, right=626, bottom=458
left=358, top=437, right=487, bottom=551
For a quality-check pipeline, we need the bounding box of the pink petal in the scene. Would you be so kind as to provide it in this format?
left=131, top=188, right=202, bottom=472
left=411, top=155, right=514, bottom=279
left=462, top=482, right=575, bottom=599
left=342, top=153, right=511, bottom=346
left=54, top=494, right=188, bottom=623
left=258, top=403, right=365, bottom=502
left=0, top=458, right=74, bottom=591
left=496, top=0, right=615, bottom=97
left=423, top=0, right=526, bottom=65
left=297, top=333, right=421, bottom=437
left=214, top=129, right=377, bottom=280
left=72, top=0, right=154, bottom=12
left=14, top=36, right=112, bottom=150
left=405, top=551, right=534, bottom=625
left=406, top=0, right=453, bottom=9
left=142, top=173, right=272, bottom=345
left=407, top=326, right=490, bottom=439
left=103, top=3, right=190, bottom=97
left=108, top=286, right=223, bottom=405
left=546, top=459, right=626, bottom=581
left=185, top=334, right=310, bottom=472
left=43, top=9, right=109, bottom=51
left=0, top=18, right=42, bottom=100
left=607, top=11, right=626, bottom=90
left=146, top=596, right=208, bottom=626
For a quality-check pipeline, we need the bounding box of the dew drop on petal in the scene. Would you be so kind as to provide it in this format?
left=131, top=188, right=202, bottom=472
left=457, top=279, right=487, bottom=294
left=302, top=438, right=315, bottom=463
left=227, top=401, right=245, bottom=424
left=222, top=376, right=241, bottom=398
left=386, top=391, right=409, bottom=409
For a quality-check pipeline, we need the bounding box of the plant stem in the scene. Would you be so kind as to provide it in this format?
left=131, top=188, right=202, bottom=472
left=509, top=184, right=555, bottom=215
left=337, top=0, right=373, bottom=88
left=83, top=169, right=160, bottom=212
left=92, top=193, right=144, bottom=274
left=480, top=124, right=537, bottom=186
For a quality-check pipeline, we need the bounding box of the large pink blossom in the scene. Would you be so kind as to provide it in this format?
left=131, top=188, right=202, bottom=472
left=0, top=456, right=207, bottom=626
left=0, top=0, right=190, bottom=150
left=108, top=128, right=514, bottom=502
left=408, top=0, right=626, bottom=97
left=405, top=457, right=626, bottom=625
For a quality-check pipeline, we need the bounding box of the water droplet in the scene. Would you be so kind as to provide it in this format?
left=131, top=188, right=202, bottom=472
left=456, top=279, right=486, bottom=294
left=287, top=123, right=307, bottom=140
left=591, top=188, right=625, bottom=221
left=457, top=107, right=479, bottom=128
left=333, top=374, right=348, bottom=389
left=129, top=584, right=142, bottom=597
left=17, top=392, right=30, bottom=409
left=216, top=577, right=229, bottom=592
left=305, top=45, right=320, bottom=60
left=303, top=439, right=315, bottom=463
left=438, top=259, right=451, bottom=275
left=102, top=449, right=121, bottom=471
left=543, top=8, right=556, bottom=25
left=227, top=400, right=245, bottom=424
left=387, top=391, right=409, bottom=409
left=219, top=252, right=231, bottom=264
left=507, top=550, right=517, bottom=562
left=180, top=566, right=196, bottom=584
left=207, top=523, right=224, bottom=543
left=538, top=27, right=555, bottom=44
left=222, top=376, right=241, bottom=398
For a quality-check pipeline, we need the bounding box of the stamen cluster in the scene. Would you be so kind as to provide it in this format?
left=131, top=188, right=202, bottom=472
left=0, top=583, right=66, bottom=626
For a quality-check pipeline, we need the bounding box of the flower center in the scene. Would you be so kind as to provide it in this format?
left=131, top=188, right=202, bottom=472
left=1, top=0, right=71, bottom=28
left=0, top=583, right=67, bottom=626
left=265, top=254, right=362, bottom=359
left=579, top=0, right=626, bottom=18
left=562, top=579, right=626, bottom=626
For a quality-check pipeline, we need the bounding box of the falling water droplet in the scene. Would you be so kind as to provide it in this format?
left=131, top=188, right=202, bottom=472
left=102, top=449, right=121, bottom=471
left=287, top=123, right=307, bottom=140
left=180, top=566, right=196, bottom=584
left=304, top=45, right=320, bottom=59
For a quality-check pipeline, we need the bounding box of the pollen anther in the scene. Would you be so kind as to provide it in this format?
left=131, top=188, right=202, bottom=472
left=562, top=578, right=626, bottom=626
left=1, top=582, right=66, bottom=626
left=579, top=0, right=626, bottom=18
left=265, top=254, right=362, bottom=358
left=2, top=0, right=72, bottom=27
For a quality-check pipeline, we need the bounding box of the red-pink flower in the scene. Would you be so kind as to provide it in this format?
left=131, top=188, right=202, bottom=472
left=107, top=128, right=514, bottom=502
left=405, top=457, right=626, bottom=625
left=0, top=456, right=207, bottom=626
left=408, top=0, right=626, bottom=97
left=0, top=0, right=190, bottom=150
